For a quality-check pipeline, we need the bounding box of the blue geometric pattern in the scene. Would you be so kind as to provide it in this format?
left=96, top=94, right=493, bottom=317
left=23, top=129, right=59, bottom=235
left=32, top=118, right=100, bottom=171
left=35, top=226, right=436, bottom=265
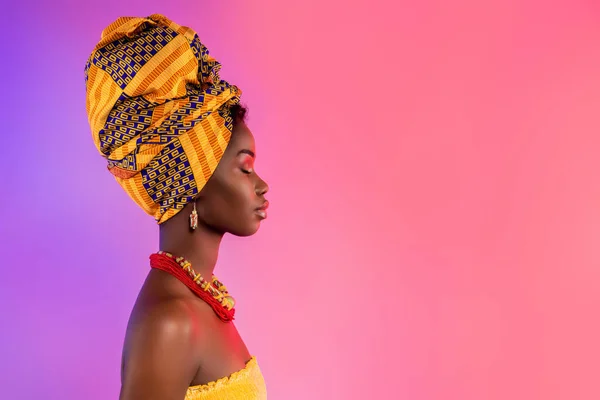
left=92, top=23, right=176, bottom=89
left=141, top=138, right=197, bottom=216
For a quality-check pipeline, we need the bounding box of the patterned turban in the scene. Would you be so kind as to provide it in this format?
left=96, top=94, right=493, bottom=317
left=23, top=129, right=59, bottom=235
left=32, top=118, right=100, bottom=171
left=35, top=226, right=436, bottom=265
left=84, top=14, right=241, bottom=224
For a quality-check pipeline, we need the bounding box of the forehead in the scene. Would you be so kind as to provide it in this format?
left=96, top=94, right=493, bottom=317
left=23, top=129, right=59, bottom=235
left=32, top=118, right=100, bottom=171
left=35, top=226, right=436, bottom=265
left=228, top=121, right=255, bottom=153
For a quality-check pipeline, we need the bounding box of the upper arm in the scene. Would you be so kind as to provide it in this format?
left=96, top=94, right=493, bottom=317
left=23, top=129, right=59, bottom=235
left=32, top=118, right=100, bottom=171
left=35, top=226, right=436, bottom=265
left=119, top=300, right=200, bottom=400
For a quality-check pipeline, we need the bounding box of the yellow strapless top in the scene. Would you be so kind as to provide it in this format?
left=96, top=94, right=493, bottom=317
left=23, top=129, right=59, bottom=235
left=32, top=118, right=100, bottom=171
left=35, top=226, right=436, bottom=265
left=185, top=356, right=267, bottom=400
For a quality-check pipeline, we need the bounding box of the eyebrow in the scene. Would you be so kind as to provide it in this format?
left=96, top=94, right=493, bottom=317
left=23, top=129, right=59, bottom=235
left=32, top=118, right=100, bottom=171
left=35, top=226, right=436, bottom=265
left=237, top=149, right=255, bottom=158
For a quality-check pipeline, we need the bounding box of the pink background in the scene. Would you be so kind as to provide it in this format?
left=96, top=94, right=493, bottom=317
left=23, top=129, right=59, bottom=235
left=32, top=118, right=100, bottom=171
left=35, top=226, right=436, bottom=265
left=1, top=0, right=599, bottom=399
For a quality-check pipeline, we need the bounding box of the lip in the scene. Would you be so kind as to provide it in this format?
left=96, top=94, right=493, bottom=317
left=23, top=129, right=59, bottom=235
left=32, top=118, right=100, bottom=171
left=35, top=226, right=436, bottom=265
left=255, top=209, right=267, bottom=219
left=255, top=200, right=269, bottom=219
left=256, top=200, right=269, bottom=211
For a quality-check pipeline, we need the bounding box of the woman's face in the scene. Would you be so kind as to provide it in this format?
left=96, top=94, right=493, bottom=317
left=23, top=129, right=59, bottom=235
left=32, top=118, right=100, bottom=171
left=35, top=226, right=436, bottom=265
left=196, top=120, right=270, bottom=236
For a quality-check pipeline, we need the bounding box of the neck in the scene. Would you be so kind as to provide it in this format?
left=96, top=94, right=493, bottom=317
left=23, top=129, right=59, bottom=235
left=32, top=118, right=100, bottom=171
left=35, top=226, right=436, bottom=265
left=158, top=219, right=224, bottom=280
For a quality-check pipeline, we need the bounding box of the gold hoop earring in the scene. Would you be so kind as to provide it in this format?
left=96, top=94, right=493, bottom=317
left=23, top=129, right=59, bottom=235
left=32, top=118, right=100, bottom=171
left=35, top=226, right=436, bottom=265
left=189, top=201, right=198, bottom=230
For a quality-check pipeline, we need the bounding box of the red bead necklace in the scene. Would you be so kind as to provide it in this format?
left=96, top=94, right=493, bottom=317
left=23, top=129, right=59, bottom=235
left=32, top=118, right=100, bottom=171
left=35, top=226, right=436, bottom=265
left=149, top=251, right=236, bottom=322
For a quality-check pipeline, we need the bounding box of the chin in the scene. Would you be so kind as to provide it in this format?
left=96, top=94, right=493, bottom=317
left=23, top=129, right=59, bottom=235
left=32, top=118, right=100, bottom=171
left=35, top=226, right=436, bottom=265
left=231, top=229, right=258, bottom=237
left=230, top=221, right=261, bottom=237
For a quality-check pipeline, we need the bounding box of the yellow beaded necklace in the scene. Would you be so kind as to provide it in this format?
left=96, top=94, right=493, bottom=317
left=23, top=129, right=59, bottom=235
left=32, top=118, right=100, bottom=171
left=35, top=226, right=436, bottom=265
left=150, top=250, right=235, bottom=316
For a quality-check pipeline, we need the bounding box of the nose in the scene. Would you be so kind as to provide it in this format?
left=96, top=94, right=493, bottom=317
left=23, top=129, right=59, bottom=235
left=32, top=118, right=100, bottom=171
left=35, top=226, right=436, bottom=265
left=255, top=176, right=269, bottom=196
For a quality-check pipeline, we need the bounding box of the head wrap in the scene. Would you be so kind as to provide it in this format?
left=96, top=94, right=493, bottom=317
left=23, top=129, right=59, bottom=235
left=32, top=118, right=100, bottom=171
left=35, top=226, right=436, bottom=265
left=84, top=14, right=241, bottom=224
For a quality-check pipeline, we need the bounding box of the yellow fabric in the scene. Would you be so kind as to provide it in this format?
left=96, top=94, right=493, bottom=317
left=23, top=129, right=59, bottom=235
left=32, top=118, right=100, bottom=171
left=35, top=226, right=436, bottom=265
left=185, top=356, right=267, bottom=400
left=84, top=14, right=241, bottom=224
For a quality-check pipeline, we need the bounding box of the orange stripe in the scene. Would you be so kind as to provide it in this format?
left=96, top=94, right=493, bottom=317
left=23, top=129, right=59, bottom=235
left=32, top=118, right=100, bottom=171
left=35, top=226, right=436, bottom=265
left=125, top=36, right=194, bottom=97
left=87, top=66, right=109, bottom=131
left=85, top=65, right=98, bottom=119
left=117, top=173, right=155, bottom=215
left=135, top=143, right=163, bottom=170
left=200, top=115, right=220, bottom=173
left=94, top=17, right=155, bottom=54
left=144, top=54, right=198, bottom=102
left=179, top=26, right=197, bottom=43
left=215, top=114, right=231, bottom=154
left=92, top=80, right=120, bottom=150
left=180, top=127, right=208, bottom=189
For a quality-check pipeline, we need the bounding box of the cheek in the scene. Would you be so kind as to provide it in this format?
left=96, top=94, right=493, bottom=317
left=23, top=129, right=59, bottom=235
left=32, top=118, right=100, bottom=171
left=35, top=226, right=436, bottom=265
left=231, top=179, right=256, bottom=210
left=210, top=176, right=255, bottom=216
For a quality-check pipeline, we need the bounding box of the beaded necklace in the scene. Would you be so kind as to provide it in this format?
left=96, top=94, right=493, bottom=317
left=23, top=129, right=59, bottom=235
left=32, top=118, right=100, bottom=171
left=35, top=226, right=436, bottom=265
left=149, top=251, right=236, bottom=322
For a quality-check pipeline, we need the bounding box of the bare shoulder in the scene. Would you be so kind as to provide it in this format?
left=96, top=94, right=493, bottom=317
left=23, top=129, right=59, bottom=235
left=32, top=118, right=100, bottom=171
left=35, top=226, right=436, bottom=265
left=119, top=298, right=203, bottom=400
left=127, top=297, right=203, bottom=344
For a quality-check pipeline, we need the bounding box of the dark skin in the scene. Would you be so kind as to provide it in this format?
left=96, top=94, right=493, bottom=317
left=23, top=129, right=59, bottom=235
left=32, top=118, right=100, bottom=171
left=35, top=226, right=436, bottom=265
left=119, top=119, right=269, bottom=400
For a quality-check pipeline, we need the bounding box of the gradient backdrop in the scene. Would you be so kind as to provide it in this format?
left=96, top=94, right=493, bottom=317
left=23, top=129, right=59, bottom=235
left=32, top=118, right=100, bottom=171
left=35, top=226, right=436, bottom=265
left=1, top=0, right=600, bottom=399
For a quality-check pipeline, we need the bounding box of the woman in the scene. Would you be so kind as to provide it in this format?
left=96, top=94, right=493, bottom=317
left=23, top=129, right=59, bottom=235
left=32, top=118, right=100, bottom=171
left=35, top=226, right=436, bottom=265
left=84, top=14, right=269, bottom=399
